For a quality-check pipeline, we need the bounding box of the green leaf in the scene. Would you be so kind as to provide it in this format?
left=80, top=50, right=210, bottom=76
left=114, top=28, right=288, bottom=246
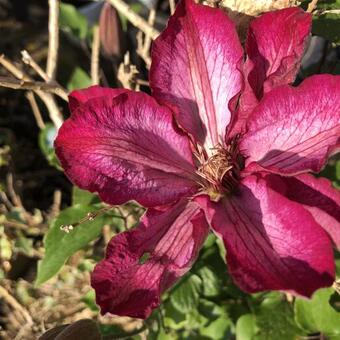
left=197, top=266, right=220, bottom=297
left=72, top=187, right=98, bottom=205
left=59, top=3, right=88, bottom=39
left=294, top=288, right=340, bottom=336
left=315, top=0, right=340, bottom=10
left=38, top=123, right=61, bottom=170
left=199, top=315, right=232, bottom=340
left=336, top=160, right=340, bottom=181
left=313, top=13, right=340, bottom=43
left=170, top=274, right=203, bottom=313
left=36, top=204, right=112, bottom=286
left=236, top=314, right=257, bottom=340
left=254, top=295, right=303, bottom=340
left=81, top=290, right=99, bottom=312
left=67, top=67, right=92, bottom=91
left=164, top=300, right=188, bottom=330
left=330, top=292, right=340, bottom=313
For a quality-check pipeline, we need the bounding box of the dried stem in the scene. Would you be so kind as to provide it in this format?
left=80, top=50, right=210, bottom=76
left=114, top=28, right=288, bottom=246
left=50, top=189, right=62, bottom=219
left=0, top=76, right=68, bottom=101
left=91, top=25, right=100, bottom=85
left=0, top=54, right=64, bottom=128
left=106, top=0, right=160, bottom=39
left=21, top=50, right=49, bottom=81
left=25, top=91, right=46, bottom=129
left=307, top=0, right=318, bottom=12
left=47, top=0, right=60, bottom=79
left=169, top=0, right=176, bottom=14
left=142, top=9, right=156, bottom=56
left=0, top=286, right=33, bottom=326
left=318, top=9, right=340, bottom=14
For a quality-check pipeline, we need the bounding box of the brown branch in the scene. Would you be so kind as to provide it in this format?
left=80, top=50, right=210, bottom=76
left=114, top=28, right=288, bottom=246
left=0, top=54, right=64, bottom=128
left=0, top=76, right=68, bottom=101
left=169, top=0, right=175, bottom=14
left=25, top=91, right=46, bottom=129
left=106, top=0, right=160, bottom=39
left=307, top=0, right=318, bottom=13
left=21, top=50, right=49, bottom=81
left=91, top=25, right=100, bottom=85
left=47, top=0, right=60, bottom=79
left=0, top=286, right=33, bottom=325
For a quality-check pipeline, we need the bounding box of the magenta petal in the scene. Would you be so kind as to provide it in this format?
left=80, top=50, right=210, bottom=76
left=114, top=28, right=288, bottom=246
left=234, top=8, right=311, bottom=135
left=91, top=200, right=209, bottom=319
left=266, top=173, right=340, bottom=249
left=68, top=85, right=128, bottom=112
left=246, top=7, right=311, bottom=100
left=55, top=90, right=198, bottom=207
left=241, top=75, right=340, bottom=175
left=196, top=175, right=335, bottom=297
left=150, top=0, right=243, bottom=152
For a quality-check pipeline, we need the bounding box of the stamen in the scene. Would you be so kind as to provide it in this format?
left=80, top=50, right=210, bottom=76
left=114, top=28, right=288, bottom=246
left=195, top=136, right=243, bottom=197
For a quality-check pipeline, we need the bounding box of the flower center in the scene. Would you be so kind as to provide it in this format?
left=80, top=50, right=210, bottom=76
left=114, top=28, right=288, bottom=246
left=195, top=136, right=243, bottom=200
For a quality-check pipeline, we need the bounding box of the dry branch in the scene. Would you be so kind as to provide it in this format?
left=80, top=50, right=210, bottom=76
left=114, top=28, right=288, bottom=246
left=105, top=0, right=160, bottom=39
left=91, top=25, right=101, bottom=85
left=47, top=0, right=60, bottom=79
left=0, top=54, right=64, bottom=128
left=0, top=76, right=68, bottom=101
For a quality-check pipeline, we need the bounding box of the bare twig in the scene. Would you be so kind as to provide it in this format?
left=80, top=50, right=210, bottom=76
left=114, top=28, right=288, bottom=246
left=105, top=0, right=160, bottom=39
left=0, top=76, right=68, bottom=101
left=0, top=286, right=33, bottom=325
left=0, top=54, right=64, bottom=128
left=21, top=50, right=49, bottom=81
left=6, top=173, right=24, bottom=210
left=169, top=0, right=176, bottom=14
left=136, top=7, right=156, bottom=69
left=25, top=91, right=46, bottom=129
left=318, top=9, right=340, bottom=15
left=50, top=189, right=62, bottom=219
left=142, top=9, right=156, bottom=56
left=91, top=25, right=100, bottom=85
left=47, top=0, right=60, bottom=79
left=307, top=0, right=318, bottom=13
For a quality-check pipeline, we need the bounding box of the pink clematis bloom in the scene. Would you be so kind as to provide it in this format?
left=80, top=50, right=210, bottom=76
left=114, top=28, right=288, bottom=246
left=55, top=0, right=340, bottom=319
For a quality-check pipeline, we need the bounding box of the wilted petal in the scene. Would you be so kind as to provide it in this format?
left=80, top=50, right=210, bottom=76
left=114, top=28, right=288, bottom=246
left=68, top=86, right=128, bottom=112
left=55, top=90, right=198, bottom=207
left=265, top=173, right=340, bottom=249
left=196, top=175, right=334, bottom=297
left=150, top=0, right=243, bottom=153
left=91, top=200, right=209, bottom=319
left=241, top=75, right=340, bottom=175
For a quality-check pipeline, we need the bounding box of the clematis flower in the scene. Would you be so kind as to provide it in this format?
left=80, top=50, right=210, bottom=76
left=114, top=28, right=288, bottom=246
left=55, top=0, right=340, bottom=319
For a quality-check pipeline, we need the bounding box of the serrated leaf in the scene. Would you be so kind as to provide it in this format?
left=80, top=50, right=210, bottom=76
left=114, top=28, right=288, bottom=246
left=164, top=300, right=188, bottom=330
left=170, top=274, right=202, bottom=313
left=236, top=314, right=257, bottom=340
left=313, top=13, right=340, bottom=43
left=315, top=0, right=340, bottom=10
left=36, top=205, right=112, bottom=286
left=67, top=67, right=92, bottom=91
left=200, top=315, right=232, bottom=340
left=294, top=288, right=340, bottom=336
left=59, top=3, right=88, bottom=39
left=254, top=295, right=303, bottom=340
left=197, top=266, right=220, bottom=297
